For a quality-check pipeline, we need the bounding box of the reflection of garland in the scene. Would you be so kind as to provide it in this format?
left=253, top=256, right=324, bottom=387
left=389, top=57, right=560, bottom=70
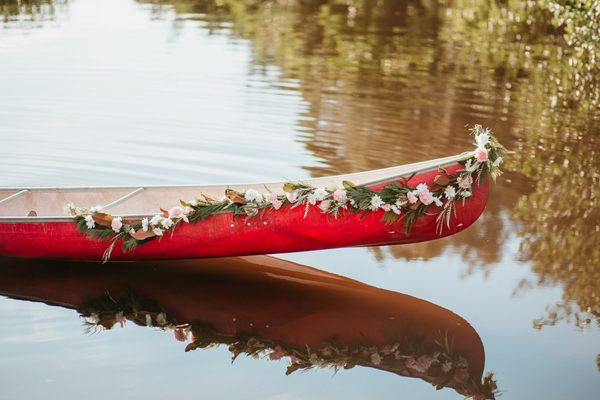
left=78, top=291, right=498, bottom=399
left=67, top=126, right=507, bottom=261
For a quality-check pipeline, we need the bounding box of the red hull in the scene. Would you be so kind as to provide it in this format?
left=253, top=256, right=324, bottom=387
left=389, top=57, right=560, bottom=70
left=0, top=165, right=489, bottom=260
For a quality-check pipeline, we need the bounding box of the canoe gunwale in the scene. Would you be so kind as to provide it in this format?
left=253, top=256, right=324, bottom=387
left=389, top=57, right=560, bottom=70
left=0, top=154, right=464, bottom=222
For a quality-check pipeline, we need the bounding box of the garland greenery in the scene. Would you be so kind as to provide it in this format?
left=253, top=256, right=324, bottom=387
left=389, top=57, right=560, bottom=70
left=66, top=125, right=507, bottom=261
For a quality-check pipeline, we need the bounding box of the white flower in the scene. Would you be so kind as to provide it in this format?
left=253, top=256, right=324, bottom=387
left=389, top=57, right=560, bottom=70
left=444, top=186, right=456, bottom=199
left=382, top=204, right=391, bottom=212
left=244, top=189, right=263, bottom=203
left=145, top=314, right=153, bottom=327
left=433, top=196, right=443, bottom=207
left=465, top=159, right=480, bottom=173
left=349, top=198, right=356, bottom=206
left=153, top=228, right=164, bottom=236
left=461, top=190, right=472, bottom=198
left=307, top=193, right=318, bottom=205
left=333, top=189, right=347, bottom=203
left=90, top=205, right=103, bottom=213
left=313, top=187, right=328, bottom=201
left=141, top=218, right=149, bottom=232
left=156, top=313, right=167, bottom=325
left=87, top=313, right=100, bottom=324
left=369, top=195, right=384, bottom=211
left=160, top=218, right=174, bottom=229
left=493, top=156, right=503, bottom=167
left=150, top=214, right=163, bottom=226
left=84, top=215, right=95, bottom=229
left=129, top=228, right=136, bottom=235
left=475, top=131, right=490, bottom=148
left=391, top=205, right=401, bottom=215
left=370, top=353, right=382, bottom=365
left=416, top=183, right=428, bottom=193
left=64, top=203, right=75, bottom=215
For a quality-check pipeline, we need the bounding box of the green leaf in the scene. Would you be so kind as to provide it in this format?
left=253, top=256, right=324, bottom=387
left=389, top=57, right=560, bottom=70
left=285, top=363, right=304, bottom=375
left=342, top=180, right=356, bottom=190
left=282, top=182, right=297, bottom=192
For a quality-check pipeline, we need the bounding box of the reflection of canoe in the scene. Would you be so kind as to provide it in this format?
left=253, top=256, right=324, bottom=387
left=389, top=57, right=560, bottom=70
left=0, top=256, right=497, bottom=398
left=0, top=156, right=489, bottom=260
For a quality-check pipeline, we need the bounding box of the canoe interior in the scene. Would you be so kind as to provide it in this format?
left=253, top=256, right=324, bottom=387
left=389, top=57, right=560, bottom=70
left=0, top=155, right=460, bottom=220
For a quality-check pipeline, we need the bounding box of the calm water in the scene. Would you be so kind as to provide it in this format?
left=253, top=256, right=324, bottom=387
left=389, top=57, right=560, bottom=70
left=0, top=0, right=598, bottom=399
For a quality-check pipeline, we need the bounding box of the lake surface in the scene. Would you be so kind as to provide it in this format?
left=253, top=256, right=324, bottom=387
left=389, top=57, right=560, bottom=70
left=0, top=1, right=598, bottom=399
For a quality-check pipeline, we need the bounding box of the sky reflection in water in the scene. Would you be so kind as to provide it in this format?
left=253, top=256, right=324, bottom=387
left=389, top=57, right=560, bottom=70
left=0, top=0, right=598, bottom=399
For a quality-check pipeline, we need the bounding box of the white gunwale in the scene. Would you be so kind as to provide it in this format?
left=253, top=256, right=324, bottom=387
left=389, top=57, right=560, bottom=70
left=0, top=154, right=466, bottom=223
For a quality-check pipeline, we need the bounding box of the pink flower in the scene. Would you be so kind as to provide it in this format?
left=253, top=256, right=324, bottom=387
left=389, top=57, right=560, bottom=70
left=457, top=175, right=473, bottom=189
left=286, top=191, right=298, bottom=203
left=318, top=199, right=332, bottom=212
left=268, top=346, right=286, bottom=361
left=168, top=206, right=185, bottom=219
left=382, top=204, right=391, bottom=212
left=115, top=311, right=126, bottom=328
left=111, top=217, right=123, bottom=232
left=265, top=192, right=278, bottom=203
left=406, top=355, right=435, bottom=373
left=173, top=328, right=188, bottom=342
left=173, top=324, right=191, bottom=342
left=333, top=189, right=347, bottom=203
left=265, top=193, right=283, bottom=210
left=271, top=199, right=282, bottom=210
left=407, top=191, right=418, bottom=204
left=418, top=191, right=434, bottom=205
left=474, top=147, right=488, bottom=162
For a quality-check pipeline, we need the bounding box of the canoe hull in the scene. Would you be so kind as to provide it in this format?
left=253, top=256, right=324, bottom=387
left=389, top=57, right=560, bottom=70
left=0, top=165, right=489, bottom=260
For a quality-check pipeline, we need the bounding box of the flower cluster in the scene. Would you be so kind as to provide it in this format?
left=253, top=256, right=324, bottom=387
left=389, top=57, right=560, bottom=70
left=67, top=126, right=507, bottom=261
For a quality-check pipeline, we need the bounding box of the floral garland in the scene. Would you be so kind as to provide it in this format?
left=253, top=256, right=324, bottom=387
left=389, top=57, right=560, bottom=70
left=67, top=125, right=507, bottom=261
left=79, top=291, right=498, bottom=399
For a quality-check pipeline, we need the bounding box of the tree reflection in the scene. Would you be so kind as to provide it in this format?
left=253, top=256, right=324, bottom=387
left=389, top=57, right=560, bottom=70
left=137, top=0, right=600, bottom=336
left=1, top=0, right=67, bottom=26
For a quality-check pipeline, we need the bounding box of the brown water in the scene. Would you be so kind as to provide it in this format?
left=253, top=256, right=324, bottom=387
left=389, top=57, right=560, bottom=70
left=0, top=1, right=598, bottom=399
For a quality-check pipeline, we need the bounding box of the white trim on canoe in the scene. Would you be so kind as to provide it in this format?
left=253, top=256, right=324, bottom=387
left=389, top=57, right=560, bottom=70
left=0, top=154, right=466, bottom=222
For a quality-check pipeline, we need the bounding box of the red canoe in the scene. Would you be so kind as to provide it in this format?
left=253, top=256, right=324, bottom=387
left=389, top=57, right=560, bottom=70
left=0, top=155, right=489, bottom=260
left=0, top=255, right=497, bottom=398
